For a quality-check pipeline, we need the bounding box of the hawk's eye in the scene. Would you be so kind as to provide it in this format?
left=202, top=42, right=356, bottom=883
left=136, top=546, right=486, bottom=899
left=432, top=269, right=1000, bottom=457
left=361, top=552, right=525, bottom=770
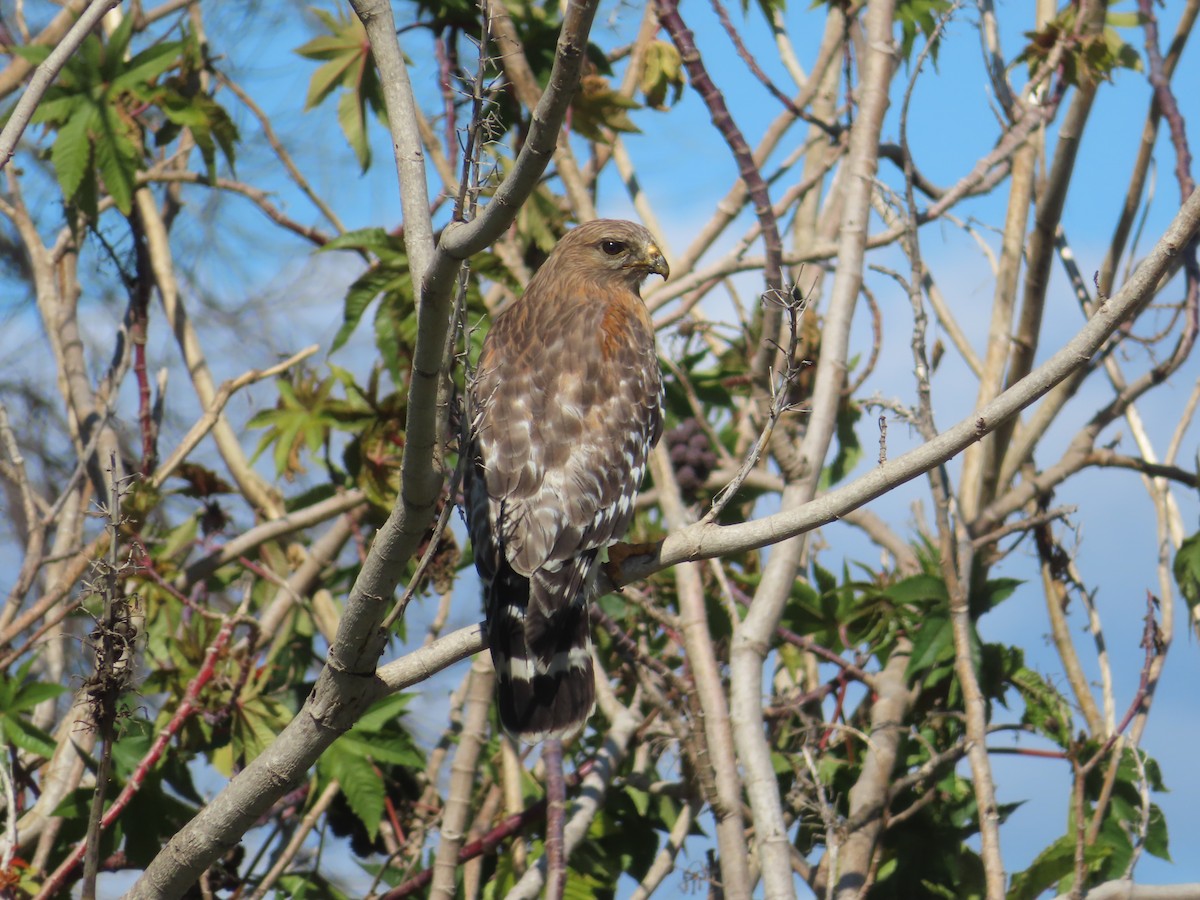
left=600, top=240, right=626, bottom=256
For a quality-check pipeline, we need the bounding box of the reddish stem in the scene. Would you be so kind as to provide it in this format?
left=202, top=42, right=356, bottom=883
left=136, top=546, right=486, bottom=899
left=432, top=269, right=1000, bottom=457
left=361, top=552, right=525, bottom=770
left=379, top=759, right=595, bottom=899
left=34, top=617, right=238, bottom=898
left=657, top=0, right=785, bottom=375
left=707, top=0, right=837, bottom=137
left=129, top=214, right=157, bottom=476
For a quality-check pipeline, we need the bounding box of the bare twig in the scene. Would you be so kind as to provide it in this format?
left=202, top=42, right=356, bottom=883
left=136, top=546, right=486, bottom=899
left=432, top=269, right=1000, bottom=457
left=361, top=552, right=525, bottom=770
left=152, top=345, right=319, bottom=489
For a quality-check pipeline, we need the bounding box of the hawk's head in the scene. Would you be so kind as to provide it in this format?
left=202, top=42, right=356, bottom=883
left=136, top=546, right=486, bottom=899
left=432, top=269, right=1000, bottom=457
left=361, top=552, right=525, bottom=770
left=547, top=219, right=669, bottom=291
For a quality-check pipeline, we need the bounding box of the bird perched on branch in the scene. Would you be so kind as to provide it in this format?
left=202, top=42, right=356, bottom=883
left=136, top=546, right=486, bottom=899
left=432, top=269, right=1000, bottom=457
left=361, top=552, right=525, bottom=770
left=466, top=219, right=668, bottom=742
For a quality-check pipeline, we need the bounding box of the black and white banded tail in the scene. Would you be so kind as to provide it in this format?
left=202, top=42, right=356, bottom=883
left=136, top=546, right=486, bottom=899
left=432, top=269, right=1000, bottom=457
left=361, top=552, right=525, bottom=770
left=484, top=552, right=598, bottom=742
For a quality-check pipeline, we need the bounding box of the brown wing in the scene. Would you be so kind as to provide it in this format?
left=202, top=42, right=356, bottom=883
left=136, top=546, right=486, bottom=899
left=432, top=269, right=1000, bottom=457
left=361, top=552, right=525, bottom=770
left=472, top=291, right=661, bottom=577
left=464, top=219, right=666, bottom=742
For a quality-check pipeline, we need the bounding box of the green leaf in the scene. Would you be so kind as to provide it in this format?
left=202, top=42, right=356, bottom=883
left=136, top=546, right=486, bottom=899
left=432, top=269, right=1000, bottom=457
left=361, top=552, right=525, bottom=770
left=973, top=576, right=1022, bottom=616
left=30, top=92, right=83, bottom=126
left=103, top=12, right=138, bottom=78
left=1172, top=532, right=1200, bottom=612
left=231, top=695, right=290, bottom=763
left=50, top=104, right=96, bottom=201
left=354, top=693, right=413, bottom=732
left=1143, top=802, right=1171, bottom=861
left=164, top=92, right=239, bottom=179
left=328, top=752, right=385, bottom=842
left=337, top=88, right=369, bottom=172
left=331, top=267, right=391, bottom=353
left=1007, top=834, right=1112, bottom=900
left=1011, top=666, right=1073, bottom=747
left=885, top=573, right=947, bottom=608
left=0, top=718, right=58, bottom=759
left=7, top=44, right=52, bottom=66
left=336, top=730, right=423, bottom=769
left=322, top=226, right=400, bottom=258
left=305, top=55, right=358, bottom=110
left=108, top=41, right=183, bottom=95
left=639, top=40, right=684, bottom=110
left=8, top=681, right=67, bottom=711
left=819, top=400, right=862, bottom=489
left=570, top=77, right=642, bottom=142
left=373, top=290, right=411, bottom=382
left=93, top=109, right=139, bottom=214
left=906, top=611, right=952, bottom=675
left=812, top=562, right=837, bottom=596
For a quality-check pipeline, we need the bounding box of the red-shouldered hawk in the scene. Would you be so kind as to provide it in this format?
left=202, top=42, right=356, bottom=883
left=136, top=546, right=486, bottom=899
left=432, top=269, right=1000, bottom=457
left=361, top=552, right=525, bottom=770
left=466, top=219, right=668, bottom=742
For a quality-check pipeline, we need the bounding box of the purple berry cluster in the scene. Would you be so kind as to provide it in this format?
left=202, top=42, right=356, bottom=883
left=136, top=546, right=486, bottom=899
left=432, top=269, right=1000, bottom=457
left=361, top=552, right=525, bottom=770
left=666, top=418, right=719, bottom=494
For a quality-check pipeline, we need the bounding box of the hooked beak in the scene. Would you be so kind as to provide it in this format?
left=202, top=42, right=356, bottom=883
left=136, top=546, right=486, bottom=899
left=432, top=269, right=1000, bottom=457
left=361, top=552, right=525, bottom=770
left=645, top=244, right=669, bottom=280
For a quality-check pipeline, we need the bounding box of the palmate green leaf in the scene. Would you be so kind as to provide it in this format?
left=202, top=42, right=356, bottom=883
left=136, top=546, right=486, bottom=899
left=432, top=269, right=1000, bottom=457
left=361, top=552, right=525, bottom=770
left=231, top=694, right=290, bottom=764
left=322, top=751, right=385, bottom=843
left=353, top=692, right=412, bottom=731
left=337, top=87, right=370, bottom=172
left=896, top=0, right=953, bottom=63
left=319, top=693, right=421, bottom=841
left=374, top=290, right=417, bottom=382
left=905, top=610, right=952, bottom=679
left=50, top=104, right=96, bottom=202
left=188, top=94, right=240, bottom=179
left=295, top=6, right=382, bottom=170
left=1172, top=531, right=1200, bottom=612
left=322, top=226, right=399, bottom=258
left=638, top=40, right=684, bottom=110
left=305, top=54, right=360, bottom=110
left=884, top=573, right=948, bottom=608
left=296, top=8, right=367, bottom=60
left=334, top=730, right=423, bottom=769
left=276, top=872, right=353, bottom=900
left=249, top=373, right=344, bottom=478
left=1011, top=666, right=1072, bottom=747
left=1006, top=834, right=1112, bottom=900
left=158, top=90, right=240, bottom=177
left=0, top=718, right=58, bottom=759
left=93, top=108, right=140, bottom=215
left=103, top=11, right=137, bottom=78
left=330, top=266, right=394, bottom=353
left=7, top=43, right=52, bottom=66
left=30, top=91, right=83, bottom=126
left=570, top=78, right=642, bottom=142
left=108, top=40, right=184, bottom=95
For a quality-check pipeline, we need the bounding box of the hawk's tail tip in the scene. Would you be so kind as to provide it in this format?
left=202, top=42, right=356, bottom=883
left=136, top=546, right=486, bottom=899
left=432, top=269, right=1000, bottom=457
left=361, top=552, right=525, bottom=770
left=496, top=659, right=596, bottom=744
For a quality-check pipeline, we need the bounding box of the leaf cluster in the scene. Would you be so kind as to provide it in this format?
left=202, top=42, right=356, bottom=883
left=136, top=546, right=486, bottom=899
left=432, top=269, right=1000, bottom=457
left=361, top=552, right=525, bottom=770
left=19, top=16, right=236, bottom=217
left=1017, top=7, right=1144, bottom=87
